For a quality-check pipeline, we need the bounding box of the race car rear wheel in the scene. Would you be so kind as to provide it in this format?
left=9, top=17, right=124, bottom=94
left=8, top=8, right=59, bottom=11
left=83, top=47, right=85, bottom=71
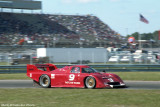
left=39, top=74, right=51, bottom=88
left=85, top=76, right=96, bottom=89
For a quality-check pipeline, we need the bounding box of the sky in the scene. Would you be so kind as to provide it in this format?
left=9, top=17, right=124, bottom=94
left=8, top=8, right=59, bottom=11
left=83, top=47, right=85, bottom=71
left=39, top=0, right=160, bottom=36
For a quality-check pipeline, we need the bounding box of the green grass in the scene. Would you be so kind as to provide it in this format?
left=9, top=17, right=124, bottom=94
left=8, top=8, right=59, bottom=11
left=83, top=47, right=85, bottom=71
left=0, top=73, right=30, bottom=80
left=0, top=89, right=159, bottom=107
left=112, top=72, right=160, bottom=81
left=0, top=62, right=9, bottom=65
left=0, top=72, right=160, bottom=81
left=0, top=72, right=160, bottom=107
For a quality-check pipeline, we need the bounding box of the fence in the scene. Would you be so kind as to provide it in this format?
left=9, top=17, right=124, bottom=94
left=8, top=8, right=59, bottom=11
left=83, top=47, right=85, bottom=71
left=0, top=64, right=160, bottom=74
left=0, top=49, right=159, bottom=65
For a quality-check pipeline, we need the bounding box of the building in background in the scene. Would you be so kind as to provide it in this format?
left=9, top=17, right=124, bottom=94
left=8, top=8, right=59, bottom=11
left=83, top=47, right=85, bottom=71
left=37, top=48, right=108, bottom=63
left=0, top=0, right=42, bottom=10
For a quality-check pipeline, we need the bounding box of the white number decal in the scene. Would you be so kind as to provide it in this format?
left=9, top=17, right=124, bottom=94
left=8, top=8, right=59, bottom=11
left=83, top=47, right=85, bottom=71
left=30, top=73, right=32, bottom=77
left=69, top=74, right=75, bottom=81
left=108, top=78, right=114, bottom=82
left=51, top=74, right=55, bottom=79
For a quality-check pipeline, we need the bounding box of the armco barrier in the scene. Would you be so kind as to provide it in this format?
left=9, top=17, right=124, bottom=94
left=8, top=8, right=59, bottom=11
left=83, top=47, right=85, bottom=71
left=0, top=65, right=26, bottom=74
left=0, top=64, right=160, bottom=74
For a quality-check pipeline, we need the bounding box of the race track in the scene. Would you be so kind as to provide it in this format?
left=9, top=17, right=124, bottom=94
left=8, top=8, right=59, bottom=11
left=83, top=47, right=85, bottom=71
left=0, top=80, right=160, bottom=89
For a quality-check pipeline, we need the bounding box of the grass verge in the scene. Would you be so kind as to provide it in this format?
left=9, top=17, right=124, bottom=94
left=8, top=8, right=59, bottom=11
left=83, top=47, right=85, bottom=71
left=111, top=72, right=160, bottom=81
left=0, top=73, right=30, bottom=80
left=0, top=88, right=159, bottom=107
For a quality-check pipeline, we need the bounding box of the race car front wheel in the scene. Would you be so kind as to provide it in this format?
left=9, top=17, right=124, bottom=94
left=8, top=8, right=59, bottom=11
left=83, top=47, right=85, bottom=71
left=85, top=76, right=96, bottom=89
left=39, top=74, right=51, bottom=88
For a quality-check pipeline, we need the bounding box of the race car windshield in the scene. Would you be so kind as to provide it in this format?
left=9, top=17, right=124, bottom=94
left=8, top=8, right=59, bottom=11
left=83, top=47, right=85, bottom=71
left=82, top=67, right=98, bottom=73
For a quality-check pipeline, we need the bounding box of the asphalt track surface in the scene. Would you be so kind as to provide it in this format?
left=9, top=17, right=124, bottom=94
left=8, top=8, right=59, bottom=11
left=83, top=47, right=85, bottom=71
left=0, top=80, right=160, bottom=89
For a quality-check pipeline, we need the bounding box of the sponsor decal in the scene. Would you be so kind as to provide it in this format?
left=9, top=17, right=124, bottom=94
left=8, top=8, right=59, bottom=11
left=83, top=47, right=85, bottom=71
left=30, top=73, right=32, bottom=77
left=65, top=81, right=80, bottom=85
left=59, top=68, right=66, bottom=71
left=108, top=78, right=114, bottom=82
left=51, top=74, right=55, bottom=79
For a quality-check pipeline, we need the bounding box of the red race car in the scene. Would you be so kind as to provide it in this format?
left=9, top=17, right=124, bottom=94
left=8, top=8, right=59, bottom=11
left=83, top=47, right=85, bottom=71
left=26, top=63, right=126, bottom=89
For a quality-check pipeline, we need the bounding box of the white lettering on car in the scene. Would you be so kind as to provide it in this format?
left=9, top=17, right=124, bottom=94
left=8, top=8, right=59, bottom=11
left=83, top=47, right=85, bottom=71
left=108, top=78, right=114, bottom=82
left=51, top=74, right=55, bottom=79
left=65, top=81, right=80, bottom=84
left=30, top=73, right=32, bottom=77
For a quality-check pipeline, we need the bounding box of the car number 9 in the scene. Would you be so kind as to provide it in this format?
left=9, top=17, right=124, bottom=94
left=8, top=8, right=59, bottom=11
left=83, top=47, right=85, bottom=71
left=69, top=74, right=75, bottom=81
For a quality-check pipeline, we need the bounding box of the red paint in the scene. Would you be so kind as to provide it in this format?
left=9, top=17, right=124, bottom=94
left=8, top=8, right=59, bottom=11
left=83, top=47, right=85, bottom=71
left=26, top=64, right=125, bottom=88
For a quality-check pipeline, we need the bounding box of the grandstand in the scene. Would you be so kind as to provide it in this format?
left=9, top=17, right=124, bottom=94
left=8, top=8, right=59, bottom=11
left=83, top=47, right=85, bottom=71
left=0, top=12, right=124, bottom=48
left=0, top=1, right=125, bottom=63
left=0, top=0, right=126, bottom=49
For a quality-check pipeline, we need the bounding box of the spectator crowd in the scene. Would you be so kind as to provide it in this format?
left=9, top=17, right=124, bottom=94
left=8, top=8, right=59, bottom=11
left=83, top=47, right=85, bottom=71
left=0, top=12, right=124, bottom=47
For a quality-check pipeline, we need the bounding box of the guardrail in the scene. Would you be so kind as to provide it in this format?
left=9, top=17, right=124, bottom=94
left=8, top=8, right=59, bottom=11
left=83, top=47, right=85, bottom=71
left=0, top=65, right=26, bottom=74
left=0, top=64, right=160, bottom=74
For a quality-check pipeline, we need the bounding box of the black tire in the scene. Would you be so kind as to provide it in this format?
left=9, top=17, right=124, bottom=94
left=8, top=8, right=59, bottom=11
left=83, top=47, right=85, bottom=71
left=85, top=76, right=96, bottom=89
left=39, top=74, right=51, bottom=88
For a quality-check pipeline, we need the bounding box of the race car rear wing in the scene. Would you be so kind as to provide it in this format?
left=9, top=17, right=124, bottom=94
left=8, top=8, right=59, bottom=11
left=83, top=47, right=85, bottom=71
left=35, top=64, right=51, bottom=68
left=36, top=63, right=58, bottom=71
left=27, top=63, right=58, bottom=74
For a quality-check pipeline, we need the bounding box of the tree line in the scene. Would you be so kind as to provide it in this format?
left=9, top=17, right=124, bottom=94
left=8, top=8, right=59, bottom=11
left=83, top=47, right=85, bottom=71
left=126, top=30, right=159, bottom=42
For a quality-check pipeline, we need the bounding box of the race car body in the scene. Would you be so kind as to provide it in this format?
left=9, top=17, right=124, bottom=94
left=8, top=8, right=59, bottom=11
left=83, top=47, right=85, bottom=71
left=26, top=63, right=125, bottom=88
